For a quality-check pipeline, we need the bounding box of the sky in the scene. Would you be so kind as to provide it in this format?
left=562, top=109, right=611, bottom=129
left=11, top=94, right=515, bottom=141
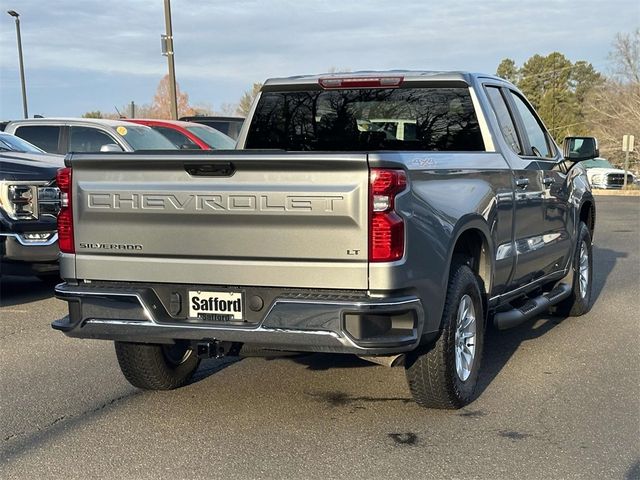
left=0, top=0, right=638, bottom=119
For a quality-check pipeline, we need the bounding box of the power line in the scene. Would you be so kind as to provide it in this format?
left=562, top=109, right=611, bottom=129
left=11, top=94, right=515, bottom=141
left=519, top=65, right=576, bottom=80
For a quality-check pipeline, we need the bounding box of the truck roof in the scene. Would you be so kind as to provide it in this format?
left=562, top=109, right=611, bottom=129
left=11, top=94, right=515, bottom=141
left=263, top=70, right=509, bottom=89
left=6, top=118, right=142, bottom=128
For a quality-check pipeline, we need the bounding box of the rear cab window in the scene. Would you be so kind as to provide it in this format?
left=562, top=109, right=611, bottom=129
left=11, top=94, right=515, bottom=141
left=245, top=86, right=485, bottom=151
left=13, top=125, right=61, bottom=153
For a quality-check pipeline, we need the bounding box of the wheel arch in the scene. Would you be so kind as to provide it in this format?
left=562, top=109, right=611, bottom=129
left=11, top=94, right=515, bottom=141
left=579, top=198, right=596, bottom=240
left=447, top=219, right=495, bottom=309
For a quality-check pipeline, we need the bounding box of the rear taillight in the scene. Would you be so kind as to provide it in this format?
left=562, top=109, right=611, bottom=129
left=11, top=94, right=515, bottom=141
left=369, top=168, right=407, bottom=262
left=56, top=167, right=74, bottom=253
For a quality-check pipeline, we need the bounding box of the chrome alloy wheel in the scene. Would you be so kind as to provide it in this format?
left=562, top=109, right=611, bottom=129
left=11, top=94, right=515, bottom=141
left=579, top=240, right=590, bottom=299
left=454, top=294, right=476, bottom=382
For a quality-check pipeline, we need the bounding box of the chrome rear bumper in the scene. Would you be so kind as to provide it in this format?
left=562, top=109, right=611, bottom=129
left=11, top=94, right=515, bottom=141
left=53, top=282, right=425, bottom=355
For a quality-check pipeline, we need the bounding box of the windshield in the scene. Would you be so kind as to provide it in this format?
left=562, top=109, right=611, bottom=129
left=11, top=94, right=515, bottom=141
left=115, top=125, right=177, bottom=150
left=582, top=158, right=614, bottom=169
left=245, top=87, right=484, bottom=151
left=185, top=125, right=236, bottom=149
left=0, top=132, right=45, bottom=153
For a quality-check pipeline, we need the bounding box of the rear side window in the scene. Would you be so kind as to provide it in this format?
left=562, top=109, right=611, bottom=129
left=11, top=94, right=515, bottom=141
left=509, top=92, right=553, bottom=158
left=185, top=125, right=236, bottom=149
left=69, top=126, right=118, bottom=152
left=13, top=126, right=60, bottom=153
left=153, top=126, right=198, bottom=149
left=246, top=87, right=484, bottom=151
left=485, top=87, right=522, bottom=155
left=200, top=120, right=244, bottom=139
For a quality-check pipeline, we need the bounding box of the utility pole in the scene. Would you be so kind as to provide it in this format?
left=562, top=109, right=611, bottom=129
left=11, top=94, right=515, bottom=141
left=162, top=0, right=178, bottom=120
left=7, top=10, right=28, bottom=118
left=551, top=57, right=556, bottom=135
left=622, top=135, right=635, bottom=188
left=130, top=101, right=135, bottom=118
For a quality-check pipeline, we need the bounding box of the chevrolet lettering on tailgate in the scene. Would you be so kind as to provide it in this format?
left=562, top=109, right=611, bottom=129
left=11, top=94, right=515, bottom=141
left=86, top=192, right=346, bottom=213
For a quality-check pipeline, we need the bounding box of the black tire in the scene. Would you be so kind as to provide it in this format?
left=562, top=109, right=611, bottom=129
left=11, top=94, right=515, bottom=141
left=114, top=341, right=200, bottom=390
left=36, top=273, right=60, bottom=284
left=405, top=261, right=485, bottom=409
left=554, top=222, right=593, bottom=317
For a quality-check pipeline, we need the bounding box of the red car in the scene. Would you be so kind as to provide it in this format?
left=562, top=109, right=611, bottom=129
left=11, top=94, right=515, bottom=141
left=126, top=119, right=236, bottom=150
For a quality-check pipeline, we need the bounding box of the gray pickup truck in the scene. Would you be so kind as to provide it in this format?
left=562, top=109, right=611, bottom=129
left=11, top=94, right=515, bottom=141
left=53, top=72, right=597, bottom=409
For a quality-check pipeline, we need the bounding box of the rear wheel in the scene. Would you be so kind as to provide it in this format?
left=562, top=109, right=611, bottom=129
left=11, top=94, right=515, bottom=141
left=114, top=341, right=200, bottom=390
left=554, top=222, right=593, bottom=317
left=405, top=261, right=485, bottom=409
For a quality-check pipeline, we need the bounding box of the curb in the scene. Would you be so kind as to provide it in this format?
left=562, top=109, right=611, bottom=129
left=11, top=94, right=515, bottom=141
left=591, top=190, right=640, bottom=196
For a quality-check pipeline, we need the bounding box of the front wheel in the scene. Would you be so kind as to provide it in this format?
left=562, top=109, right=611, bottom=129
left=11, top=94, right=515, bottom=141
left=405, top=261, right=485, bottom=409
left=114, top=341, right=200, bottom=390
left=554, top=222, right=593, bottom=317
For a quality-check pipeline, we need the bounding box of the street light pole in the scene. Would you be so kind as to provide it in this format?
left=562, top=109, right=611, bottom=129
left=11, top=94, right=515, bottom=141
left=162, top=0, right=178, bottom=120
left=7, top=10, right=28, bottom=119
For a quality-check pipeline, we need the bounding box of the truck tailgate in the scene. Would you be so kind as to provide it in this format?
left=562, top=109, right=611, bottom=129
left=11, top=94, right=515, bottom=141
left=70, top=152, right=369, bottom=289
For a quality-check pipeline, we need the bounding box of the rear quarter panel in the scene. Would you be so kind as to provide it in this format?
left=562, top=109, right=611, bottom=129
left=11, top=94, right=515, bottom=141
left=368, top=152, right=514, bottom=334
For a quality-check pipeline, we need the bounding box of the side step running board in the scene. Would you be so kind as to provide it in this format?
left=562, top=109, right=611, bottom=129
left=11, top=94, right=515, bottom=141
left=493, top=283, right=572, bottom=330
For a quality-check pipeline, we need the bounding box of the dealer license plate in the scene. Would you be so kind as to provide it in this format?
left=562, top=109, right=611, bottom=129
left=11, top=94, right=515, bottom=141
left=188, top=290, right=243, bottom=321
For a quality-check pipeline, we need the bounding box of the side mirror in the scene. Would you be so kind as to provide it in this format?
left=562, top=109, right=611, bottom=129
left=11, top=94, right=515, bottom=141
left=563, top=137, right=599, bottom=162
left=100, top=143, right=124, bottom=152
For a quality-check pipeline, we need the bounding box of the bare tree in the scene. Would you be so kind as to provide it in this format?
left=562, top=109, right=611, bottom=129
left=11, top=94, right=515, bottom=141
left=237, top=83, right=262, bottom=117
left=215, top=103, right=237, bottom=116
left=611, top=28, right=640, bottom=83
left=586, top=30, right=640, bottom=168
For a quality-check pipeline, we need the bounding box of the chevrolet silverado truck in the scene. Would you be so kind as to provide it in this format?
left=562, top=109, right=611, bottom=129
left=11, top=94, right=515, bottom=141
left=1, top=134, right=63, bottom=278
left=52, top=72, right=598, bottom=409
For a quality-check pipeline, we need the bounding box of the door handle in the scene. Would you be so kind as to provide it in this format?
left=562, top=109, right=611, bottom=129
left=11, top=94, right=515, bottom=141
left=515, top=178, right=529, bottom=189
left=185, top=163, right=235, bottom=177
left=542, top=176, right=555, bottom=186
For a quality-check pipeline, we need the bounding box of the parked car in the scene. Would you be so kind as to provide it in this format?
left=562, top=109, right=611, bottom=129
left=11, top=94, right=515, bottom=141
left=53, top=71, right=597, bottom=409
left=582, top=157, right=635, bottom=189
left=0, top=131, right=47, bottom=155
left=0, top=145, right=63, bottom=278
left=126, top=119, right=236, bottom=150
left=4, top=118, right=176, bottom=154
left=179, top=116, right=244, bottom=140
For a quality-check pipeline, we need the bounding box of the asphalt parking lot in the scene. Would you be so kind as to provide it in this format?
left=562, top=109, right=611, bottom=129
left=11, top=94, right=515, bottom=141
left=1, top=196, right=639, bottom=480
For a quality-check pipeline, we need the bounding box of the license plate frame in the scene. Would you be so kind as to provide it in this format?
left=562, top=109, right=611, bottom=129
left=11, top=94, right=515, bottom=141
left=188, top=290, right=244, bottom=322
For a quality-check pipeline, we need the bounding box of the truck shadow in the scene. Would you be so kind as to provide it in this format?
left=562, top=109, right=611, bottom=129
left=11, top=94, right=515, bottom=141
left=0, top=276, right=58, bottom=307
left=187, top=245, right=625, bottom=393
left=292, top=353, right=374, bottom=371
left=189, top=356, right=242, bottom=384
left=476, top=244, right=623, bottom=397
left=590, top=245, right=627, bottom=303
